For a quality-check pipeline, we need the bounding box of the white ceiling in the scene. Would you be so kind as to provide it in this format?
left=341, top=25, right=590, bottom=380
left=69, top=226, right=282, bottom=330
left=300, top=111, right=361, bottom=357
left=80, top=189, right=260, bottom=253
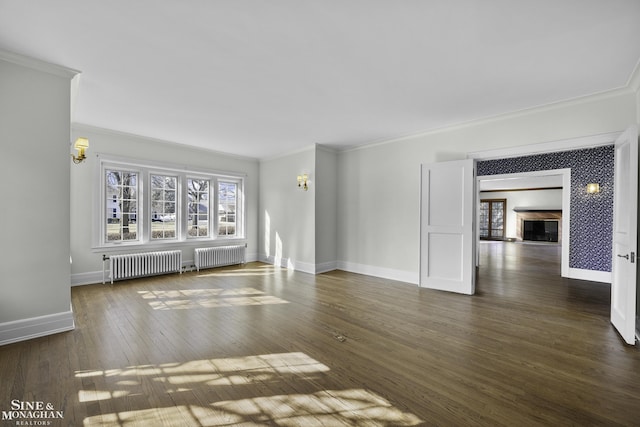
left=1, top=1, right=639, bottom=159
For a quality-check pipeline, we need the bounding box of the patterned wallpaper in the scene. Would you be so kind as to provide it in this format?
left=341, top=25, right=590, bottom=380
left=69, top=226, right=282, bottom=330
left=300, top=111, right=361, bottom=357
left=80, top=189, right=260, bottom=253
left=477, top=145, right=614, bottom=272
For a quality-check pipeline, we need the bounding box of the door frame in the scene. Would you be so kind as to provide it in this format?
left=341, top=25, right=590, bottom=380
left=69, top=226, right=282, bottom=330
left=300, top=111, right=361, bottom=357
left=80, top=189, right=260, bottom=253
left=468, top=131, right=622, bottom=283
left=476, top=169, right=572, bottom=279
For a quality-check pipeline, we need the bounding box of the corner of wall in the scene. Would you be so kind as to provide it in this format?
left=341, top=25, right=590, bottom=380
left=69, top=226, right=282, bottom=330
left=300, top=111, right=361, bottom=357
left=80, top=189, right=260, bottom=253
left=627, top=59, right=640, bottom=124
left=0, top=311, right=75, bottom=346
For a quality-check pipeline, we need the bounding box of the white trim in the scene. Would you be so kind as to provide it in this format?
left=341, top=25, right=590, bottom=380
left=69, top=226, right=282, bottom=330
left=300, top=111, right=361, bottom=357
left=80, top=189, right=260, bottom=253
left=97, top=152, right=247, bottom=179
left=0, top=49, right=80, bottom=78
left=261, top=255, right=316, bottom=275
left=246, top=251, right=259, bottom=263
left=568, top=268, right=612, bottom=284
left=260, top=255, right=336, bottom=275
left=337, top=261, right=419, bottom=285
left=0, top=310, right=75, bottom=346
left=260, top=144, right=316, bottom=162
left=468, top=132, right=621, bottom=160
left=342, top=92, right=630, bottom=155
left=73, top=123, right=259, bottom=162
left=626, top=57, right=640, bottom=92
left=71, top=271, right=104, bottom=287
left=291, top=260, right=317, bottom=275
left=315, top=144, right=339, bottom=155
left=315, top=261, right=338, bottom=274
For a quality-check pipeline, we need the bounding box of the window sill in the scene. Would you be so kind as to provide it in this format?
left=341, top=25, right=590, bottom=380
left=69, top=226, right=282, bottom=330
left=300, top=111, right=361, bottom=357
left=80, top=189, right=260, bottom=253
left=92, top=238, right=247, bottom=254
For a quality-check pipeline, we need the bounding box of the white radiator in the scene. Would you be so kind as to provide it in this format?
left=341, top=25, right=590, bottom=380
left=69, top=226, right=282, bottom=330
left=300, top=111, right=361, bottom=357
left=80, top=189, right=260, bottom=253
left=107, top=250, right=182, bottom=283
left=195, top=245, right=246, bottom=271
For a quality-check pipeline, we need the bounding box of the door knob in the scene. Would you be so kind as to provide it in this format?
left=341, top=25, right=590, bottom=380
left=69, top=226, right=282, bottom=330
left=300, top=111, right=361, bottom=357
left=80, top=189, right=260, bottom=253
left=617, top=254, right=629, bottom=260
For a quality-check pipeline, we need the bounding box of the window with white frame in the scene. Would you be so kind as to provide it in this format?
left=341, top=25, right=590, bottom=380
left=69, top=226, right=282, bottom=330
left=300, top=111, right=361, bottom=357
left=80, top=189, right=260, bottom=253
left=187, top=178, right=210, bottom=238
left=105, top=169, right=139, bottom=242
left=151, top=174, right=177, bottom=240
left=218, top=181, right=237, bottom=236
left=98, top=156, right=244, bottom=247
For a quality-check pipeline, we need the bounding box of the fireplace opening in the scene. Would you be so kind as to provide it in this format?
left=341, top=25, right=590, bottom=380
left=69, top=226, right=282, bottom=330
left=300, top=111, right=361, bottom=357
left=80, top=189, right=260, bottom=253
left=523, top=220, right=559, bottom=242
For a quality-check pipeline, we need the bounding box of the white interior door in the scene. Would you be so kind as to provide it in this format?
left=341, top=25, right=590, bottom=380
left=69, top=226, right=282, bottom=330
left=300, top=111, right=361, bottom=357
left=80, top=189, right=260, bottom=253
left=420, top=159, right=475, bottom=294
left=611, top=125, right=638, bottom=345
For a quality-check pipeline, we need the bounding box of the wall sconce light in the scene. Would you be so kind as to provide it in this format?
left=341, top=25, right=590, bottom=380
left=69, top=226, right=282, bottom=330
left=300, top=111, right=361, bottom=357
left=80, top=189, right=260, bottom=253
left=71, top=137, right=89, bottom=164
left=297, top=174, right=308, bottom=191
left=586, top=183, right=600, bottom=194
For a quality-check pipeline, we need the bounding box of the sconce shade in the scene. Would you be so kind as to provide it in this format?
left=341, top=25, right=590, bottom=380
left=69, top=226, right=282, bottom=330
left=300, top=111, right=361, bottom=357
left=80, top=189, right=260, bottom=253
left=74, top=137, right=89, bottom=150
left=297, top=173, right=309, bottom=191
left=72, top=137, right=89, bottom=164
left=586, top=183, right=600, bottom=194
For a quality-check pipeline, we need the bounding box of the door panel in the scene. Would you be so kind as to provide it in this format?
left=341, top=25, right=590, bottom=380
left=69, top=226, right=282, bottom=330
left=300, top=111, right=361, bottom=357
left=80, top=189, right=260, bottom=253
left=420, top=159, right=475, bottom=294
left=611, top=125, right=638, bottom=345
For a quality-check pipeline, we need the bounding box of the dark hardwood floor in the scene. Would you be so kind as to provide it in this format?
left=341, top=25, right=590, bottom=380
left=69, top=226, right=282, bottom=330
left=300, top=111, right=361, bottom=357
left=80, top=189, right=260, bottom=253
left=1, top=242, right=639, bottom=426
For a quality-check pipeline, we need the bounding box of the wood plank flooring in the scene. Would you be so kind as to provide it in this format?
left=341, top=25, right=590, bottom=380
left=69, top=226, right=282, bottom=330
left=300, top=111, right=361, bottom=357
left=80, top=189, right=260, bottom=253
left=1, top=241, right=639, bottom=426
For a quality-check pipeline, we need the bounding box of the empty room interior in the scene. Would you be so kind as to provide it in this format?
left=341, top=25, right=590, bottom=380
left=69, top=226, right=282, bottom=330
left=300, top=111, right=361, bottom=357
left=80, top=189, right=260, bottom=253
left=2, top=1, right=640, bottom=426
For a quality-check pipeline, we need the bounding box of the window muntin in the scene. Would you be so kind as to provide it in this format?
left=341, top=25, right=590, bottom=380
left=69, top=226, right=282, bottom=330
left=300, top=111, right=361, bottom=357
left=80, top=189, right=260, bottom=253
left=151, top=174, right=177, bottom=240
left=99, top=157, right=245, bottom=248
left=105, top=170, right=139, bottom=242
left=218, top=181, right=237, bottom=236
left=187, top=178, right=210, bottom=238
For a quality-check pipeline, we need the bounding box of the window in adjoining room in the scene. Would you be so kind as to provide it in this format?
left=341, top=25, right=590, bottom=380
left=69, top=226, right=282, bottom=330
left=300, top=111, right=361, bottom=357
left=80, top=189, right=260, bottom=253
left=479, top=199, right=506, bottom=240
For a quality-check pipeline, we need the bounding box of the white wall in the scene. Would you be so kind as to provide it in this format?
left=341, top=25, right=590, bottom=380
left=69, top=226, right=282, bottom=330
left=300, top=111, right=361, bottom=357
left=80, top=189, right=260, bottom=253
left=637, top=84, right=640, bottom=125
left=315, top=146, right=338, bottom=272
left=479, top=189, right=563, bottom=240
left=259, top=147, right=316, bottom=273
left=337, top=91, right=637, bottom=284
left=69, top=125, right=259, bottom=285
left=0, top=53, right=76, bottom=344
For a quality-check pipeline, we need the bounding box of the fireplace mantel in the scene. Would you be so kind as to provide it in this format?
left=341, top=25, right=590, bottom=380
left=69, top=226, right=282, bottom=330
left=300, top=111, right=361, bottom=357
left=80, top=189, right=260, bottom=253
left=513, top=207, right=562, bottom=213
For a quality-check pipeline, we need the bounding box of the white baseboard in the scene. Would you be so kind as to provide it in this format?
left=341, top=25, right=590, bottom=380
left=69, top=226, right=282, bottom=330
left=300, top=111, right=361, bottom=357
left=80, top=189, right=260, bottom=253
left=567, top=268, right=611, bottom=284
left=71, top=271, right=104, bottom=286
left=336, top=261, right=419, bottom=285
left=0, top=310, right=75, bottom=346
left=260, top=255, right=315, bottom=274
left=260, top=254, right=331, bottom=275
left=259, top=254, right=416, bottom=282
left=315, top=261, right=338, bottom=274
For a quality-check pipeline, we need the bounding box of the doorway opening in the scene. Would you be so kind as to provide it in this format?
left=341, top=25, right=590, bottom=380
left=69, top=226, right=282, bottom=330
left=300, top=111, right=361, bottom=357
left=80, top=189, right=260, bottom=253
left=477, top=169, right=570, bottom=278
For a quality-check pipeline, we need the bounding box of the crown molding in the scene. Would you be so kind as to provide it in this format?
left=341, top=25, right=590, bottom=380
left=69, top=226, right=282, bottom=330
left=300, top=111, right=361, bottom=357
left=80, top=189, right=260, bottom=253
left=626, top=57, right=640, bottom=92
left=468, top=131, right=621, bottom=160
left=260, top=144, right=317, bottom=162
left=72, top=123, right=259, bottom=162
left=343, top=84, right=636, bottom=155
left=0, top=49, right=79, bottom=79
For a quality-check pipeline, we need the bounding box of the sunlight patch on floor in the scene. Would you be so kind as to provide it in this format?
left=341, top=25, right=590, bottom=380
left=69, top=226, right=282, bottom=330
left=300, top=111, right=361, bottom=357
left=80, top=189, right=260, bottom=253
left=137, top=288, right=289, bottom=310
left=209, top=389, right=423, bottom=426
left=76, top=352, right=329, bottom=398
left=196, top=266, right=281, bottom=278
left=77, top=353, right=421, bottom=426
left=83, top=389, right=422, bottom=426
